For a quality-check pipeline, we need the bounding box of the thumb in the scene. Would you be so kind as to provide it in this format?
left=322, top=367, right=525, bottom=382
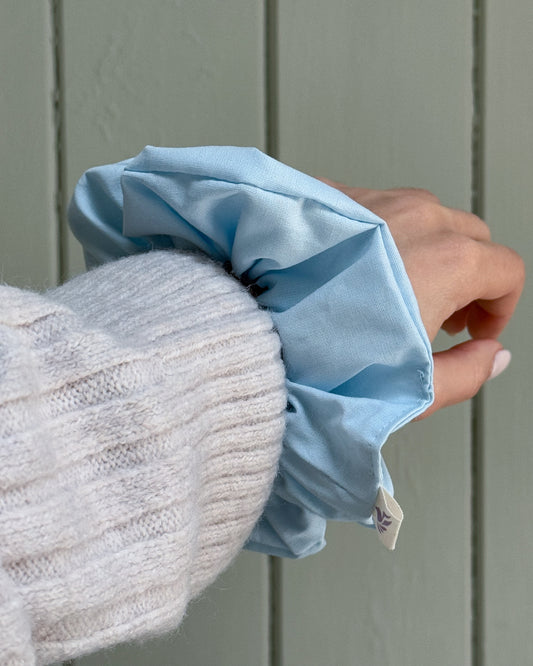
left=417, top=339, right=511, bottom=420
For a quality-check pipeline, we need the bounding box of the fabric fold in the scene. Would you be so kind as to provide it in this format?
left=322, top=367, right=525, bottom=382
left=69, top=145, right=433, bottom=558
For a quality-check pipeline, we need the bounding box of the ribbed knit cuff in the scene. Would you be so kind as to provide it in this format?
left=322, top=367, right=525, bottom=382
left=0, top=251, right=286, bottom=665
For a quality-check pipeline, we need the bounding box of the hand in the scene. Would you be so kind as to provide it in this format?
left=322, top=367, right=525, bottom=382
left=320, top=180, right=525, bottom=418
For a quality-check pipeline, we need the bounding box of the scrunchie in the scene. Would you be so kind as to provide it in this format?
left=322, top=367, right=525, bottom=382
left=69, top=146, right=433, bottom=557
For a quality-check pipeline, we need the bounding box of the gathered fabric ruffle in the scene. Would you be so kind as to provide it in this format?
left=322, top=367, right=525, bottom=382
left=69, top=146, right=433, bottom=558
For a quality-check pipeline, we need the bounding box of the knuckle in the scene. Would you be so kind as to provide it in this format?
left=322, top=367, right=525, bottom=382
left=419, top=198, right=442, bottom=220
left=397, top=187, right=441, bottom=203
left=404, top=197, right=442, bottom=226
left=470, top=213, right=492, bottom=240
left=514, top=251, right=526, bottom=286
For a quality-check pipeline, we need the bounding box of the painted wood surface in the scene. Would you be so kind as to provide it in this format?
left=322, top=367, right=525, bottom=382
left=0, top=0, right=58, bottom=289
left=61, top=0, right=267, bottom=279
left=483, top=2, right=533, bottom=664
left=59, top=2, right=271, bottom=665
left=275, top=2, right=473, bottom=664
left=1, top=1, right=532, bottom=665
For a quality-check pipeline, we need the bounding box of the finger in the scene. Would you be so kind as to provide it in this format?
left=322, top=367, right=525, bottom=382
left=390, top=187, right=441, bottom=203
left=403, top=237, right=521, bottom=340
left=416, top=339, right=508, bottom=420
left=443, top=207, right=491, bottom=242
left=464, top=242, right=525, bottom=339
left=466, top=301, right=512, bottom=339
left=442, top=305, right=470, bottom=335
left=394, top=202, right=490, bottom=241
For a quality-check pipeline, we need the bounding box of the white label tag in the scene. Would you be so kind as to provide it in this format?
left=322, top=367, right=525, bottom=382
left=372, top=486, right=404, bottom=550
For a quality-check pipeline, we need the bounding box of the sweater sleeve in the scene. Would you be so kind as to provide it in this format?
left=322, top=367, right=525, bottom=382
left=0, top=250, right=286, bottom=666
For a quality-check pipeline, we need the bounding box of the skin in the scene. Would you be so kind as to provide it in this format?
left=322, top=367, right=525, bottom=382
left=319, top=180, right=526, bottom=419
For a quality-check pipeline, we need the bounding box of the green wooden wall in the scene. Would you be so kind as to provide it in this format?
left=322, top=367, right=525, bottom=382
left=0, top=2, right=530, bottom=665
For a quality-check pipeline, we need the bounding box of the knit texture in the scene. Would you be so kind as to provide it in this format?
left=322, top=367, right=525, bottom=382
left=0, top=251, right=286, bottom=665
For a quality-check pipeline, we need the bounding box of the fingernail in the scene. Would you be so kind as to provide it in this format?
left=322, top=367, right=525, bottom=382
left=489, top=349, right=512, bottom=380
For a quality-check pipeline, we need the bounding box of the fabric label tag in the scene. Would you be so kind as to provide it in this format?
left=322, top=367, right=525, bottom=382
left=372, top=486, right=404, bottom=550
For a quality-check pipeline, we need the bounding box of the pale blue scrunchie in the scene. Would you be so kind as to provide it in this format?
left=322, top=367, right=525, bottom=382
left=68, top=146, right=433, bottom=558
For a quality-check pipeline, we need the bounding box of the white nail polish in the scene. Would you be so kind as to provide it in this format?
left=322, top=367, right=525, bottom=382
left=489, top=349, right=512, bottom=380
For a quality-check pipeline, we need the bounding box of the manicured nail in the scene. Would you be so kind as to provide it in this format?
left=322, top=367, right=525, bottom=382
left=489, top=349, right=512, bottom=380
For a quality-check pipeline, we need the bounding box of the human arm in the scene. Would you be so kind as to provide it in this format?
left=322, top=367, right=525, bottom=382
left=67, top=145, right=524, bottom=559
left=0, top=250, right=286, bottom=665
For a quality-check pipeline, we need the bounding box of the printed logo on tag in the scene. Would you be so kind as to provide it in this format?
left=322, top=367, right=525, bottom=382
left=372, top=486, right=403, bottom=550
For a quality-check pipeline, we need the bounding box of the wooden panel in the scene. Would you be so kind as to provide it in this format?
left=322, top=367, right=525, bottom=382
left=61, top=0, right=267, bottom=277
left=483, top=2, right=533, bottom=663
left=275, top=2, right=473, bottom=664
left=61, top=2, right=271, bottom=665
left=276, top=1, right=473, bottom=206
left=0, top=0, right=57, bottom=288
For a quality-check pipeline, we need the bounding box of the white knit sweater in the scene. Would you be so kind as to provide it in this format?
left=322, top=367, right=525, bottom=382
left=0, top=251, right=286, bottom=665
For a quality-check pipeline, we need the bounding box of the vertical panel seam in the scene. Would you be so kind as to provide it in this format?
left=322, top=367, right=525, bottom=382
left=471, top=0, right=485, bottom=217
left=265, top=0, right=279, bottom=159
left=51, top=0, right=67, bottom=285
left=471, top=0, right=486, bottom=664
left=265, top=1, right=281, bottom=664
left=51, top=4, right=73, bottom=659
left=269, top=556, right=282, bottom=666
left=51, top=0, right=74, bottom=652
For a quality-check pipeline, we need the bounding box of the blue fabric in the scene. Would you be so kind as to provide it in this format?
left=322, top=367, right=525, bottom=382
left=68, top=146, right=434, bottom=558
